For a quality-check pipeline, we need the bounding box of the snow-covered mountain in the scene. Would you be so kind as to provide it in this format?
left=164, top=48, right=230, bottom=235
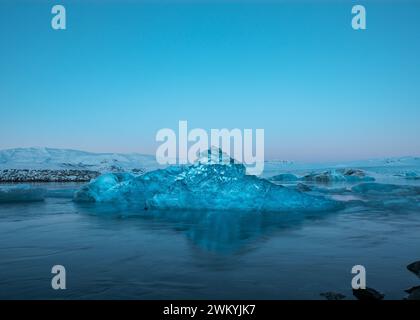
left=0, top=147, right=159, bottom=172
left=1, top=147, right=419, bottom=182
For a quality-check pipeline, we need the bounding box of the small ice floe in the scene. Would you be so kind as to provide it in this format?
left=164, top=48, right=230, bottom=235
left=404, top=172, right=420, bottom=180
left=349, top=183, right=420, bottom=210
left=352, top=183, right=420, bottom=196
left=352, top=287, right=384, bottom=300
left=394, top=171, right=420, bottom=180
left=0, top=184, right=46, bottom=203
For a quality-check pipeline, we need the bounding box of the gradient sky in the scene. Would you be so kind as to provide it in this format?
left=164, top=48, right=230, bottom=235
left=1, top=0, right=419, bottom=161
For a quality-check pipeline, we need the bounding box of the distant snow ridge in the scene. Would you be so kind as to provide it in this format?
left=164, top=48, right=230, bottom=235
left=0, top=147, right=158, bottom=182
left=74, top=149, right=341, bottom=212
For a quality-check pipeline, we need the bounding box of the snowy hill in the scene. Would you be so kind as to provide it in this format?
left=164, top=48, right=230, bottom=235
left=0, top=148, right=160, bottom=182
left=1, top=147, right=419, bottom=183
left=0, top=147, right=159, bottom=172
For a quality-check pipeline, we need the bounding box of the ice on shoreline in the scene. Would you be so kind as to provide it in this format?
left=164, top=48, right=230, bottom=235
left=270, top=169, right=375, bottom=184
left=1, top=148, right=419, bottom=212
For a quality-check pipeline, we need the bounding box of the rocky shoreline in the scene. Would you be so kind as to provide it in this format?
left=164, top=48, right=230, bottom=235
left=0, top=169, right=101, bottom=182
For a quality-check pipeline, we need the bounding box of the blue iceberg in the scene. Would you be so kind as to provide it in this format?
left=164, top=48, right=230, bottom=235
left=74, top=153, right=341, bottom=212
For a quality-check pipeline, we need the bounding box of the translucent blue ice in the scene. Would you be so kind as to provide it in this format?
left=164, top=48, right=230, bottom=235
left=74, top=160, right=341, bottom=212
left=269, top=173, right=299, bottom=182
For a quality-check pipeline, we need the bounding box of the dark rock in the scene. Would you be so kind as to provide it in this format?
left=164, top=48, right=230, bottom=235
left=0, top=169, right=100, bottom=182
left=320, top=291, right=346, bottom=300
left=302, top=171, right=338, bottom=184
left=343, top=169, right=366, bottom=177
left=131, top=168, right=145, bottom=175
left=405, top=285, right=420, bottom=294
left=405, top=286, right=420, bottom=300
left=407, top=261, right=420, bottom=277
left=352, top=287, right=384, bottom=301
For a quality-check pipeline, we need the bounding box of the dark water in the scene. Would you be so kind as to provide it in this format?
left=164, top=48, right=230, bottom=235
left=0, top=183, right=419, bottom=299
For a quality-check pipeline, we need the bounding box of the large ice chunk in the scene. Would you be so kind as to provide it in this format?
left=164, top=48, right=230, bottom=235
left=73, top=172, right=135, bottom=202
left=74, top=152, right=341, bottom=212
left=0, top=184, right=46, bottom=203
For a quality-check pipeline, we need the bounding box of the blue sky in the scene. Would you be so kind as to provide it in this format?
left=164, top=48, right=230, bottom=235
left=1, top=0, right=419, bottom=161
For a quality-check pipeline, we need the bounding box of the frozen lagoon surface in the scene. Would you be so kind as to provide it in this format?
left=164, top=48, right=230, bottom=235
left=1, top=158, right=420, bottom=299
